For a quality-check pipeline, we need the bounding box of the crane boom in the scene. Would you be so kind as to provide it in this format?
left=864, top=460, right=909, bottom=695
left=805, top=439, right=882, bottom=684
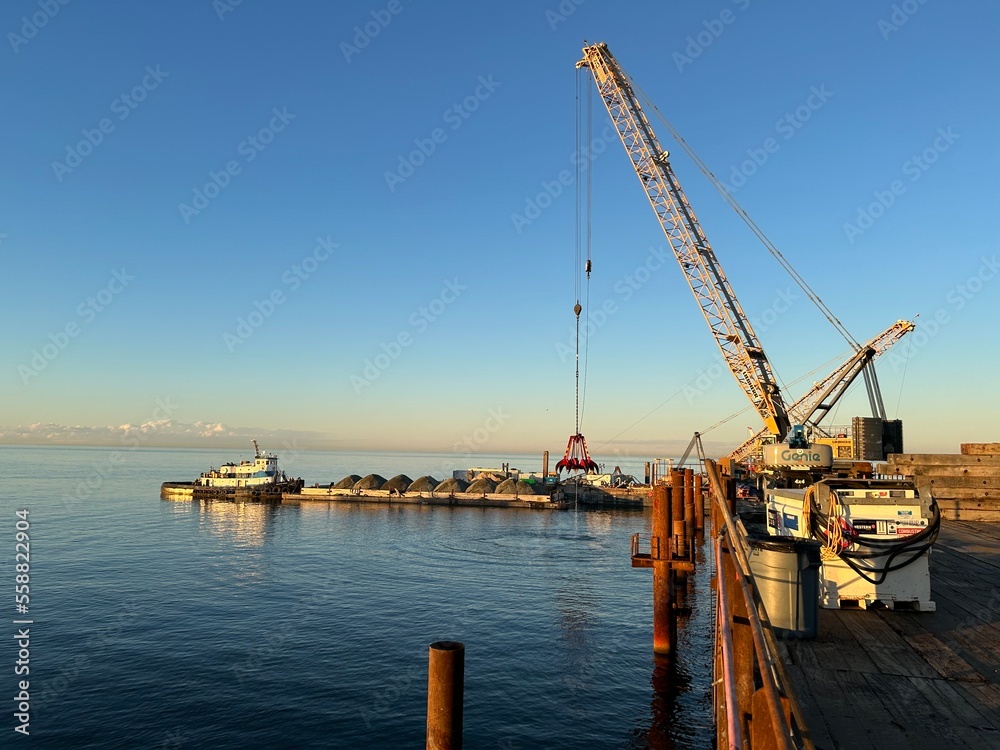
left=678, top=431, right=707, bottom=470
left=728, top=319, right=915, bottom=463
left=578, top=43, right=791, bottom=439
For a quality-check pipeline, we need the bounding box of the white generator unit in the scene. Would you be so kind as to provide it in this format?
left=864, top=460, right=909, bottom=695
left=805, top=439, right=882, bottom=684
left=764, top=478, right=938, bottom=610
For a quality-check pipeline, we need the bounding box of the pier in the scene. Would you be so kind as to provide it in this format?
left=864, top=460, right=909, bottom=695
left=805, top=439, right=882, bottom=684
left=780, top=519, right=1000, bottom=749
left=705, top=459, right=1000, bottom=749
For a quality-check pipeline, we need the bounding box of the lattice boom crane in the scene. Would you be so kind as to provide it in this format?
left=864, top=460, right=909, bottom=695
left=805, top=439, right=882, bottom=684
left=578, top=43, right=792, bottom=439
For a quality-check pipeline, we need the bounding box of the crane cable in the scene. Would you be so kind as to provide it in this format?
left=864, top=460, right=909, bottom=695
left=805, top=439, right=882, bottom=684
left=627, top=73, right=859, bottom=350
left=894, top=339, right=910, bottom=418
left=580, top=71, right=593, bottom=430
left=574, top=66, right=593, bottom=435
left=595, top=345, right=851, bottom=451
left=629, top=72, right=900, bottom=423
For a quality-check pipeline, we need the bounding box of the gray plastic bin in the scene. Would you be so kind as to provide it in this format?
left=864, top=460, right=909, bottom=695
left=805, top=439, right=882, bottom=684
left=746, top=535, right=821, bottom=639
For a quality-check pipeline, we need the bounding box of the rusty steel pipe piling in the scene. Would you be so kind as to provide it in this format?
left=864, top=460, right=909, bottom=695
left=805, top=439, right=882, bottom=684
left=651, top=485, right=676, bottom=655
left=683, top=468, right=695, bottom=552
left=670, top=472, right=688, bottom=574
left=694, top=474, right=705, bottom=532
left=427, top=641, right=464, bottom=750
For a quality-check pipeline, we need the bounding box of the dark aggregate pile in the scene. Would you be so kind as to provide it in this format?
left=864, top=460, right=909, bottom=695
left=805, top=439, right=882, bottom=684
left=434, top=477, right=469, bottom=493
left=495, top=478, right=543, bottom=495
left=465, top=477, right=497, bottom=494
left=382, top=474, right=413, bottom=493
left=353, top=474, right=387, bottom=491
left=494, top=477, right=519, bottom=494
left=407, top=475, right=439, bottom=492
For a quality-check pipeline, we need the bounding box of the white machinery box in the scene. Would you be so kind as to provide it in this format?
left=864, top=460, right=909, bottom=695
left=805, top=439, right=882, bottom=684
left=765, top=479, right=937, bottom=610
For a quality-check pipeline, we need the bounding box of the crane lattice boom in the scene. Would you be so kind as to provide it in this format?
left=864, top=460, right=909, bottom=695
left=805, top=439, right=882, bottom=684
left=578, top=43, right=791, bottom=439
left=728, top=320, right=915, bottom=463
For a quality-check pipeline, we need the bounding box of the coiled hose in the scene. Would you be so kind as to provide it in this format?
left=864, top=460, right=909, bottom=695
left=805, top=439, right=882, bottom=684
left=809, top=489, right=941, bottom=585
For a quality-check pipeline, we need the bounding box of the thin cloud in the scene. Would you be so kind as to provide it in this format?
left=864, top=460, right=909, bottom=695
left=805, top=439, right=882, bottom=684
left=0, top=420, right=338, bottom=449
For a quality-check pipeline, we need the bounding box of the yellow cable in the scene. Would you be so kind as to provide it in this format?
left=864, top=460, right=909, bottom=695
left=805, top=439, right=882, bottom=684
left=801, top=485, right=815, bottom=540
left=821, top=489, right=844, bottom=561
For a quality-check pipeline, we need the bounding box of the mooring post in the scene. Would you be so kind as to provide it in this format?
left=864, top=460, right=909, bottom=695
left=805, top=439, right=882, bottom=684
left=427, top=641, right=464, bottom=750
left=652, top=485, right=675, bottom=655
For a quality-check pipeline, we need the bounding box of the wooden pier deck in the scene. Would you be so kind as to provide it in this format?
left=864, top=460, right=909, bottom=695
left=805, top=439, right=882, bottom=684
left=780, top=520, right=1000, bottom=749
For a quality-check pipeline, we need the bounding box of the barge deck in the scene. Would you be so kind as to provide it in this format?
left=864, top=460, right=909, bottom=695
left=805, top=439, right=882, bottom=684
left=284, top=487, right=570, bottom=509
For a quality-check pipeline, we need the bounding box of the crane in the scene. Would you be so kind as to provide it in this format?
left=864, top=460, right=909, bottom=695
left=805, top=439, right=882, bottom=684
left=728, top=319, right=915, bottom=464
left=577, top=43, right=911, bottom=459
left=577, top=43, right=792, bottom=440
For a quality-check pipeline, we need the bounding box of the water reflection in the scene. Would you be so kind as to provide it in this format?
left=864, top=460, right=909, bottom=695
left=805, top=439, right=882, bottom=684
left=647, top=652, right=700, bottom=750
left=555, top=584, right=597, bottom=725
left=163, top=497, right=293, bottom=582
left=193, top=499, right=282, bottom=549
left=632, top=532, right=714, bottom=750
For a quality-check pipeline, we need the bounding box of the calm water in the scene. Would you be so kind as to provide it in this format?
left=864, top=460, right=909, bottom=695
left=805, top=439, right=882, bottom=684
left=1, top=446, right=712, bottom=748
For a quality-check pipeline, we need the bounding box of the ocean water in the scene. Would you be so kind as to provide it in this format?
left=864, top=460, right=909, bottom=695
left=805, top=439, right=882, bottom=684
left=1, top=445, right=713, bottom=748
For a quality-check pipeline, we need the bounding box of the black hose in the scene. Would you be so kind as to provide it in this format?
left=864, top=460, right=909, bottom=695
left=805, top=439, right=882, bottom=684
left=810, top=499, right=941, bottom=585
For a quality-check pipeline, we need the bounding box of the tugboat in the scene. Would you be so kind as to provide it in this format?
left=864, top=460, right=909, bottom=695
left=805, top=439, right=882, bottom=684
left=160, top=440, right=303, bottom=501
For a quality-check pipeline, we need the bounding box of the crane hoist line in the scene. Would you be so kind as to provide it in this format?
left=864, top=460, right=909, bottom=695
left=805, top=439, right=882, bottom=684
left=577, top=42, right=792, bottom=441
left=556, top=67, right=598, bottom=477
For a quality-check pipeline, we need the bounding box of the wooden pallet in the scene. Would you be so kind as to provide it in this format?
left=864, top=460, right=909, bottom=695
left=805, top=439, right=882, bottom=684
left=825, top=596, right=936, bottom=612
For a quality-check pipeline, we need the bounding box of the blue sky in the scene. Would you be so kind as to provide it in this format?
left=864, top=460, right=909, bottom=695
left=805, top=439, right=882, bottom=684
left=2, top=0, right=998, bottom=457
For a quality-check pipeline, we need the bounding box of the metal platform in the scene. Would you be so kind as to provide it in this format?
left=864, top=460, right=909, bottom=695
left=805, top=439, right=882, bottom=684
left=629, top=533, right=695, bottom=571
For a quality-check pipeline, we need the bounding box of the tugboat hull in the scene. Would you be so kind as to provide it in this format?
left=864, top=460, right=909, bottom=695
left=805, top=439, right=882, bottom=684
left=160, top=479, right=303, bottom=501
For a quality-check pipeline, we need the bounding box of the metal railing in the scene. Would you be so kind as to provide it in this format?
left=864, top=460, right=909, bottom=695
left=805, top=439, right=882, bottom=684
left=706, top=459, right=815, bottom=750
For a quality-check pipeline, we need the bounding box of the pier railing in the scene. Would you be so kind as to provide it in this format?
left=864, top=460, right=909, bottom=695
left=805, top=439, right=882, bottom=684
left=705, top=459, right=814, bottom=750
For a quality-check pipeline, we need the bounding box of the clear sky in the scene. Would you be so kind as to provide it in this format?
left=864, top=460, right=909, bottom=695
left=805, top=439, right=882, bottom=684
left=2, top=0, right=998, bottom=457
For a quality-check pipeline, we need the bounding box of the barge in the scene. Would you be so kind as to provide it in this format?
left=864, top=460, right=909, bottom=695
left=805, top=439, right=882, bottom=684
left=287, top=485, right=571, bottom=509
